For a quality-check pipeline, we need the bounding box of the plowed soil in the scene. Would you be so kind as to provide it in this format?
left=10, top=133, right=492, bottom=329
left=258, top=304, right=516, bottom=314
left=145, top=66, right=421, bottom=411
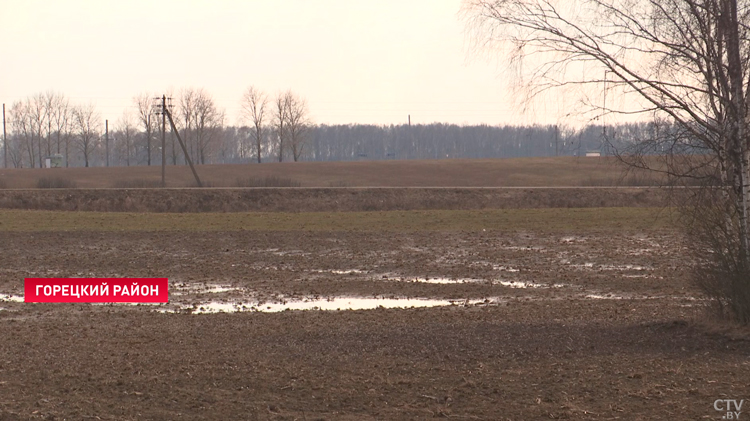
left=1, top=225, right=748, bottom=420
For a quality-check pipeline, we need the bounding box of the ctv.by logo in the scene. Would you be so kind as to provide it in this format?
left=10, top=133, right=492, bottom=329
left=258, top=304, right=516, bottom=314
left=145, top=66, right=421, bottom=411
left=715, top=399, right=744, bottom=419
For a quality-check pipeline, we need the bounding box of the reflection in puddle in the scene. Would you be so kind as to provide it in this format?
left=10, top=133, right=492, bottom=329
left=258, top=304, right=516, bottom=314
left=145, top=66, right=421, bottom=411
left=0, top=294, right=24, bottom=302
left=172, top=296, right=492, bottom=314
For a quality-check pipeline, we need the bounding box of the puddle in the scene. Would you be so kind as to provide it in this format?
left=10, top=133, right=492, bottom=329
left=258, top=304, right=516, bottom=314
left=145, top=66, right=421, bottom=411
left=393, top=277, right=564, bottom=288
left=585, top=294, right=626, bottom=300
left=405, top=277, right=485, bottom=284
left=497, top=281, right=565, bottom=289
left=167, top=296, right=494, bottom=314
left=569, top=263, right=651, bottom=271
left=171, top=283, right=240, bottom=296
left=583, top=294, right=697, bottom=301
left=560, top=236, right=586, bottom=243
left=493, top=265, right=520, bottom=272
left=598, top=264, right=650, bottom=271
left=312, top=269, right=366, bottom=275
left=0, top=294, right=24, bottom=302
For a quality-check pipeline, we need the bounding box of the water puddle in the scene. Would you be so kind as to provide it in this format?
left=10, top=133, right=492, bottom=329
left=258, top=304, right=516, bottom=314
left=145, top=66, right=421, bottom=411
left=497, top=281, right=565, bottom=289
left=585, top=294, right=625, bottom=300
left=171, top=283, right=240, bottom=296
left=168, top=296, right=494, bottom=314
left=0, top=294, right=24, bottom=303
left=312, top=269, right=366, bottom=275
left=399, top=277, right=564, bottom=289
left=493, top=265, right=520, bottom=272
left=583, top=293, right=698, bottom=301
left=598, top=264, right=651, bottom=271
left=560, top=236, right=586, bottom=243
left=569, top=263, right=651, bottom=271
left=405, top=277, right=485, bottom=284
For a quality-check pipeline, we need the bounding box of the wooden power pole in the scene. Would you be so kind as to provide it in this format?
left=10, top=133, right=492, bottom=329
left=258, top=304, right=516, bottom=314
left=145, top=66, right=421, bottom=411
left=105, top=119, right=109, bottom=167
left=157, top=95, right=201, bottom=187
left=2, top=104, right=6, bottom=168
left=161, top=95, right=166, bottom=187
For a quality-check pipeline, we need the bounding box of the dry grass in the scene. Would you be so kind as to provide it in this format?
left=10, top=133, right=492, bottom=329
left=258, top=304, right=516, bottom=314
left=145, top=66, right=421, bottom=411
left=0, top=156, right=670, bottom=189
left=36, top=176, right=77, bottom=189
left=0, top=207, right=677, bottom=232
left=234, top=176, right=301, bottom=187
left=111, top=178, right=164, bottom=188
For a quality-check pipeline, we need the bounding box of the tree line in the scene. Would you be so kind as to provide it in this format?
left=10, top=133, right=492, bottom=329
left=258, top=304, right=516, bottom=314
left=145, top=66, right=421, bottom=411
left=2, top=88, right=665, bottom=168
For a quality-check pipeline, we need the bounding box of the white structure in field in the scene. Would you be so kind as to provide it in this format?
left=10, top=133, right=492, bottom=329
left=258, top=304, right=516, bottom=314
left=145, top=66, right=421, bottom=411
left=44, top=154, right=64, bottom=168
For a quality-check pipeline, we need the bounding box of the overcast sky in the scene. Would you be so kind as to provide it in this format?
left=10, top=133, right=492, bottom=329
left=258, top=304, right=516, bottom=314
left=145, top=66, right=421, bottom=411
left=0, top=0, right=571, bottom=127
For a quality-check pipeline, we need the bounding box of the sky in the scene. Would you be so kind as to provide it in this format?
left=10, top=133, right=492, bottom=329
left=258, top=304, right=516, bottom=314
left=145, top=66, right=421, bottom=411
left=0, top=0, right=572, bottom=127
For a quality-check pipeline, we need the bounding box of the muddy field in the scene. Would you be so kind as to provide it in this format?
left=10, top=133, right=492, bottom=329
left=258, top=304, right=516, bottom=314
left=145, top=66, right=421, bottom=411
left=1, top=219, right=749, bottom=420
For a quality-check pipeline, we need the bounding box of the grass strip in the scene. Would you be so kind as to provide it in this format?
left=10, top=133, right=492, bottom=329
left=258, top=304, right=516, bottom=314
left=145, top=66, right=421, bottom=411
left=0, top=208, right=678, bottom=233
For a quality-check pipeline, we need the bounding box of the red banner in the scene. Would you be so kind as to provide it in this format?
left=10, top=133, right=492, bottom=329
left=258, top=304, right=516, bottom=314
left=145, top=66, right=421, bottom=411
left=24, top=278, right=169, bottom=303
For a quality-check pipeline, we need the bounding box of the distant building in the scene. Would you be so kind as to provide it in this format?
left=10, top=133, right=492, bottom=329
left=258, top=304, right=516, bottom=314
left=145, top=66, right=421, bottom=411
left=585, top=151, right=601, bottom=157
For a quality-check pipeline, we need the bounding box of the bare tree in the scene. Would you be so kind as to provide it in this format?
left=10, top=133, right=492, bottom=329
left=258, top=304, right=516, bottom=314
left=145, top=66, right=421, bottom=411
left=285, top=92, right=311, bottom=162
left=28, top=93, right=50, bottom=168
left=6, top=134, right=24, bottom=168
left=178, top=88, right=197, bottom=163
left=73, top=104, right=101, bottom=167
left=240, top=86, right=268, bottom=163
left=194, top=90, right=224, bottom=165
left=47, top=92, right=72, bottom=166
left=134, top=93, right=156, bottom=166
left=178, top=88, right=224, bottom=165
left=273, top=91, right=289, bottom=162
left=115, top=110, right=137, bottom=166
left=464, top=0, right=750, bottom=322
left=8, top=101, right=33, bottom=168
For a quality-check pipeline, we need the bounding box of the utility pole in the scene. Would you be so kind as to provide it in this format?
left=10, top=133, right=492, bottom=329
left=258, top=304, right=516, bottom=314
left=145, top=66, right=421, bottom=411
left=147, top=114, right=151, bottom=166
left=164, top=104, right=201, bottom=187
left=603, top=70, right=610, bottom=139
left=154, top=95, right=199, bottom=186
left=2, top=104, right=6, bottom=168
left=161, top=95, right=166, bottom=187
left=153, top=95, right=170, bottom=186
left=555, top=124, right=559, bottom=156
left=105, top=119, right=109, bottom=167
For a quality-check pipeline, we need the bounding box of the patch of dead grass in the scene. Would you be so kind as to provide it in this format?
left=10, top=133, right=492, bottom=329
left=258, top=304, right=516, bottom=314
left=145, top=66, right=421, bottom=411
left=0, top=207, right=677, bottom=232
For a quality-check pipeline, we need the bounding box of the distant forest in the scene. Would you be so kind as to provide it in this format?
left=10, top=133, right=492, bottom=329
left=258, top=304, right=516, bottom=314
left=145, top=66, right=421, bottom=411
left=3, top=92, right=665, bottom=168
left=2, top=120, right=665, bottom=168
left=176, top=121, right=660, bottom=166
